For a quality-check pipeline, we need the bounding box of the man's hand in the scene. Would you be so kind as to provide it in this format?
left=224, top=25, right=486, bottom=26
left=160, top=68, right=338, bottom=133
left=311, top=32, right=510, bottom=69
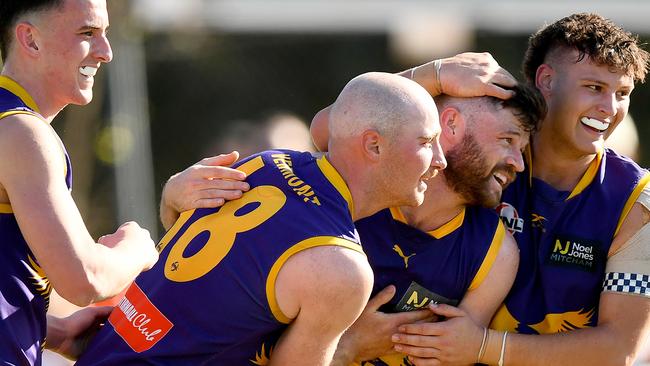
left=334, top=285, right=434, bottom=364
left=393, top=304, right=483, bottom=366
left=46, top=306, right=113, bottom=360
left=97, top=221, right=158, bottom=270
left=437, top=52, right=517, bottom=100
left=160, top=151, right=250, bottom=229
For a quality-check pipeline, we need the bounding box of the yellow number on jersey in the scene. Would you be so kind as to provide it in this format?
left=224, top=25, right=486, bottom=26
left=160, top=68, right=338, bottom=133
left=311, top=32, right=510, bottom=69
left=162, top=156, right=287, bottom=282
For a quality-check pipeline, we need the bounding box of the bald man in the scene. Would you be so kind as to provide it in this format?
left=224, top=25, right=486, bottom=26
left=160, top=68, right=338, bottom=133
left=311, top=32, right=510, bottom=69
left=77, top=72, right=446, bottom=366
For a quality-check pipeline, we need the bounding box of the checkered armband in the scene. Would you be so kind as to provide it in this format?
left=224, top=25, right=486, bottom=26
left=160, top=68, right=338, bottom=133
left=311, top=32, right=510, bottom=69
left=603, top=272, right=650, bottom=298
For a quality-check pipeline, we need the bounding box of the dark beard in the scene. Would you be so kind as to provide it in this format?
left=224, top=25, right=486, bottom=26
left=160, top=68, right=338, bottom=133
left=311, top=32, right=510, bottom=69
left=443, top=134, right=514, bottom=208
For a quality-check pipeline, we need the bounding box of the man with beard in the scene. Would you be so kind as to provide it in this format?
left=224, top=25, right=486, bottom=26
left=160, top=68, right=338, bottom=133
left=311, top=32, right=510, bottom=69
left=392, top=13, right=650, bottom=366
left=159, top=67, right=544, bottom=365
left=317, top=84, right=544, bottom=366
left=78, top=72, right=447, bottom=365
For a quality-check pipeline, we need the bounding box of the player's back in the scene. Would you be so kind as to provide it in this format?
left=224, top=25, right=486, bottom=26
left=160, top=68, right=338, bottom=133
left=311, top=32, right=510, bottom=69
left=77, top=150, right=363, bottom=365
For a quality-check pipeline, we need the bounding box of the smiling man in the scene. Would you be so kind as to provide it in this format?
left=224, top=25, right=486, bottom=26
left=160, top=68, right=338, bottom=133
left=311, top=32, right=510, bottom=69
left=0, top=1, right=159, bottom=364
left=77, top=72, right=447, bottom=366
left=392, top=13, right=650, bottom=366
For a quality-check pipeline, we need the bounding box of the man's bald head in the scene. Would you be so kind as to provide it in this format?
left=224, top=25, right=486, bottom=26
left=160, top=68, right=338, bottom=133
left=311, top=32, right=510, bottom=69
left=329, top=72, right=437, bottom=143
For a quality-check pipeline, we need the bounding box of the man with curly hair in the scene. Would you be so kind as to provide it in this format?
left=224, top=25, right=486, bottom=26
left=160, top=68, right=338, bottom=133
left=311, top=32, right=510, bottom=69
left=393, top=13, right=650, bottom=366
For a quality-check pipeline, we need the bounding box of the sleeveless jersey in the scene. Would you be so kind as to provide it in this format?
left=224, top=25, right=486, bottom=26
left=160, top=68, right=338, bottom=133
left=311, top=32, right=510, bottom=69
left=354, top=205, right=506, bottom=366
left=493, top=148, right=650, bottom=334
left=77, top=150, right=363, bottom=365
left=0, top=76, right=73, bottom=365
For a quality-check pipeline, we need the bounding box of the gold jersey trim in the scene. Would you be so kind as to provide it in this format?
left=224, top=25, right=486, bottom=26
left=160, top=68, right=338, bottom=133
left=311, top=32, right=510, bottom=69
left=389, top=206, right=466, bottom=239
left=525, top=145, right=604, bottom=201
left=468, top=220, right=506, bottom=291
left=0, top=203, right=12, bottom=213
left=266, top=236, right=364, bottom=324
left=316, top=155, right=354, bottom=217
left=615, top=172, right=650, bottom=236
left=566, top=148, right=604, bottom=200
left=0, top=76, right=40, bottom=113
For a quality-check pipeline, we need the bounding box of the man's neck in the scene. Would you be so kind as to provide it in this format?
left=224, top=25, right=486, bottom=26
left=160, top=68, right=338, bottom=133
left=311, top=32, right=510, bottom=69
left=2, top=64, right=61, bottom=122
left=531, top=129, right=598, bottom=192
left=400, top=177, right=465, bottom=233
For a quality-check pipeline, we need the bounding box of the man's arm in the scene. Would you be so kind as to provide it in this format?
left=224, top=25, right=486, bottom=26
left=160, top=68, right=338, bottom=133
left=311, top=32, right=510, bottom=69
left=311, top=52, right=518, bottom=151
left=269, top=245, right=373, bottom=365
left=331, top=286, right=433, bottom=366
left=394, top=205, right=650, bottom=366
left=45, top=306, right=113, bottom=360
left=459, top=232, right=519, bottom=326
left=159, top=151, right=250, bottom=230
left=0, top=115, right=158, bottom=306
left=388, top=231, right=519, bottom=366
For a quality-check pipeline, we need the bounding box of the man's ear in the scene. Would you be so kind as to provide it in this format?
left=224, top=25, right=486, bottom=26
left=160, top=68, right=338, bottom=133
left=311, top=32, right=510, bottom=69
left=535, top=64, right=554, bottom=97
left=14, top=22, right=40, bottom=56
left=439, top=107, right=466, bottom=145
left=361, top=129, right=382, bottom=161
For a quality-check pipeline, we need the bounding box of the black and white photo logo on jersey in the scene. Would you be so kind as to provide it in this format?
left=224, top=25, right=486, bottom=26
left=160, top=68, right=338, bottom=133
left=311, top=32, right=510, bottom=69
left=496, top=202, right=524, bottom=234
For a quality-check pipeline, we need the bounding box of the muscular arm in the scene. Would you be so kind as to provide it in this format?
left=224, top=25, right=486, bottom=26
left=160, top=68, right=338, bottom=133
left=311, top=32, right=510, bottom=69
left=269, top=245, right=374, bottom=365
left=0, top=115, right=157, bottom=306
left=396, top=205, right=650, bottom=366
left=460, top=232, right=519, bottom=326
left=311, top=52, right=517, bottom=152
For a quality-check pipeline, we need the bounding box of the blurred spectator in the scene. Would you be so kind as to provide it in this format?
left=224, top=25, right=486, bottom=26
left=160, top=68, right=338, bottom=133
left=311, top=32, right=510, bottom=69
left=203, top=112, right=314, bottom=158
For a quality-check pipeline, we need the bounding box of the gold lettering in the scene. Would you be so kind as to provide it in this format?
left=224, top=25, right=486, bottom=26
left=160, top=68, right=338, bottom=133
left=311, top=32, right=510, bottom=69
left=554, top=239, right=570, bottom=254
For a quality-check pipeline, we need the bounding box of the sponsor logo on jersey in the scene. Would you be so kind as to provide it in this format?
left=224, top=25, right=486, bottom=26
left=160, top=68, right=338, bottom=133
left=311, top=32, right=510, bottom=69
left=394, top=281, right=459, bottom=312
left=531, top=213, right=547, bottom=232
left=392, top=244, right=416, bottom=268
left=108, top=283, right=173, bottom=353
left=547, top=235, right=601, bottom=271
left=496, top=202, right=524, bottom=234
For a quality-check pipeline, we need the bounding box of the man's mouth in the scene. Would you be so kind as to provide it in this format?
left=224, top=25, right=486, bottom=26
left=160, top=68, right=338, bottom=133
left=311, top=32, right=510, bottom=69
left=422, top=169, right=438, bottom=181
left=580, top=117, right=609, bottom=132
left=79, top=66, right=98, bottom=77
left=492, top=170, right=514, bottom=188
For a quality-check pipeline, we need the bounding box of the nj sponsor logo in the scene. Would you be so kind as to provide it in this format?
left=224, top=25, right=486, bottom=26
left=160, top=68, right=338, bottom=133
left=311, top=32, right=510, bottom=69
left=496, top=202, right=523, bottom=234
left=547, top=235, right=601, bottom=272
left=394, top=281, right=459, bottom=312
left=108, top=283, right=173, bottom=353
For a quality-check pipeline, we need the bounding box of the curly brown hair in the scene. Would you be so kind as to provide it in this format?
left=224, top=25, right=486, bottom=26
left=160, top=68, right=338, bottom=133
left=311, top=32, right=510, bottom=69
left=523, top=13, right=649, bottom=84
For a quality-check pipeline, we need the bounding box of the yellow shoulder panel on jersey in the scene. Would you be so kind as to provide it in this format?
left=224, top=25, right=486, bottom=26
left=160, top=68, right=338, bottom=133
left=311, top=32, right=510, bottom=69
left=316, top=156, right=354, bottom=217
left=0, top=76, right=40, bottom=112
left=266, top=236, right=364, bottom=324
left=614, top=172, right=650, bottom=236
left=0, top=203, right=12, bottom=213
left=468, top=220, right=506, bottom=291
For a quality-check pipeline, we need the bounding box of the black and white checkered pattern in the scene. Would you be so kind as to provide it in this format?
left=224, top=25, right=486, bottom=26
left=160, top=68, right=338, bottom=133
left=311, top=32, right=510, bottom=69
left=603, top=272, right=649, bottom=297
